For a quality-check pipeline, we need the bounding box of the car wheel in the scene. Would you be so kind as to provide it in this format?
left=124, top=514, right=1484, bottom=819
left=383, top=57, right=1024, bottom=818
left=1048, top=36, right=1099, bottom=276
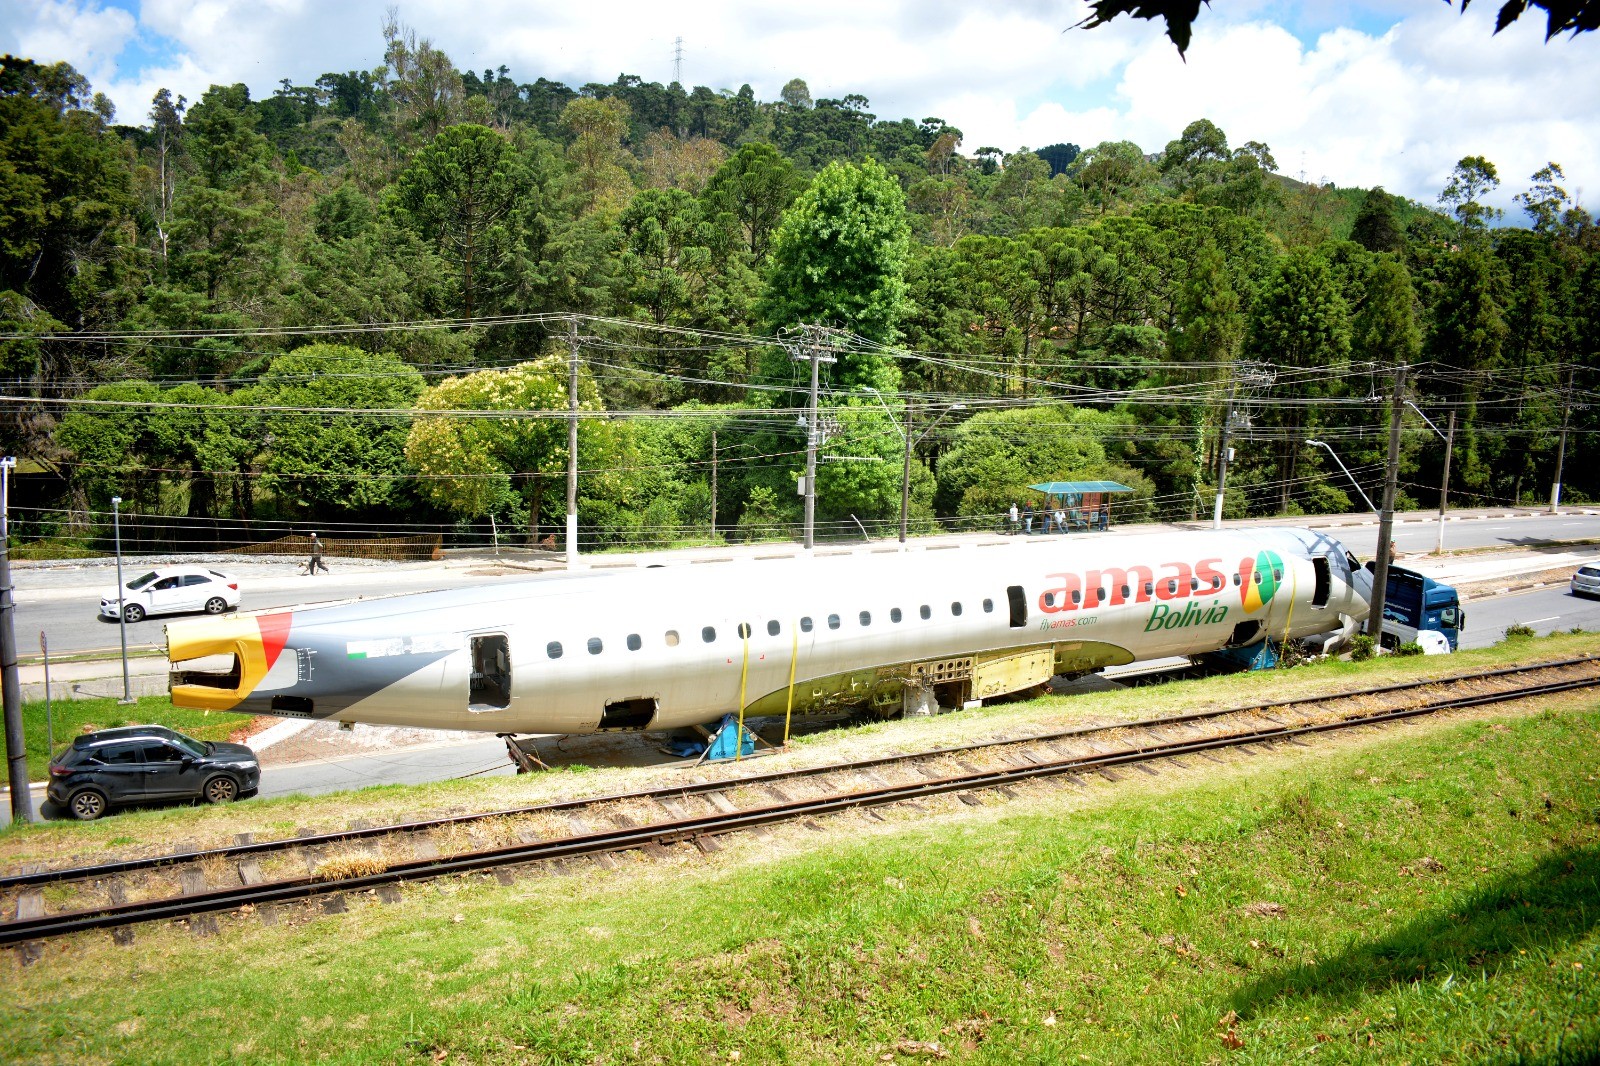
left=68, top=788, right=108, bottom=821
left=202, top=775, right=239, bottom=804
left=122, top=603, right=145, bottom=623
left=204, top=596, right=228, bottom=614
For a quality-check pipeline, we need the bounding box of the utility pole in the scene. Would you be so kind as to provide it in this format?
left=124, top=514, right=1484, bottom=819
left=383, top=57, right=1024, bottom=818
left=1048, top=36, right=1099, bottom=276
left=710, top=428, right=718, bottom=540
left=1367, top=363, right=1406, bottom=640
left=790, top=326, right=837, bottom=550
left=1212, top=380, right=1237, bottom=530
left=1436, top=409, right=1455, bottom=554
left=565, top=318, right=581, bottom=569
left=898, top=399, right=915, bottom=545
left=1550, top=365, right=1575, bottom=513
left=1, top=456, right=29, bottom=822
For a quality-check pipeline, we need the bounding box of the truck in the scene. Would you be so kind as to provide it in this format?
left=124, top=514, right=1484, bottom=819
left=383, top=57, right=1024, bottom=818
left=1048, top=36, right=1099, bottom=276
left=1372, top=563, right=1464, bottom=652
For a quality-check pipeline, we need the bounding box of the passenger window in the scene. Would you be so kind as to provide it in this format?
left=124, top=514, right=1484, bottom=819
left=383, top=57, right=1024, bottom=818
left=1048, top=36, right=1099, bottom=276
left=737, top=622, right=752, bottom=639
left=1190, top=577, right=1200, bottom=591
left=890, top=608, right=902, bottom=623
left=182, top=575, right=210, bottom=586
left=1071, top=590, right=1081, bottom=604
left=664, top=630, right=680, bottom=647
left=138, top=742, right=178, bottom=762
left=97, top=744, right=141, bottom=765
left=828, top=614, right=841, bottom=630
left=153, top=577, right=181, bottom=590
left=919, top=605, right=931, bottom=620
left=587, top=637, right=603, bottom=655
left=859, top=611, right=871, bottom=626
left=1121, top=584, right=1130, bottom=598
left=1273, top=569, right=1283, bottom=581
left=702, top=626, right=717, bottom=643
left=767, top=620, right=781, bottom=636
left=1212, top=576, right=1223, bottom=589
left=546, top=641, right=563, bottom=659
left=1044, top=592, right=1056, bottom=607
left=801, top=617, right=814, bottom=632
left=471, top=634, right=512, bottom=709
left=951, top=602, right=963, bottom=616
left=1232, top=573, right=1241, bottom=586
left=627, top=633, right=642, bottom=651
left=1167, top=580, right=1179, bottom=594
left=1144, top=582, right=1154, bottom=595
left=983, top=598, right=994, bottom=613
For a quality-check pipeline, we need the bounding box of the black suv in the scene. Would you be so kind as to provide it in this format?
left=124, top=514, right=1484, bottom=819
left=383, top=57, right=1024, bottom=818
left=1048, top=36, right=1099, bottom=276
left=47, top=725, right=260, bottom=821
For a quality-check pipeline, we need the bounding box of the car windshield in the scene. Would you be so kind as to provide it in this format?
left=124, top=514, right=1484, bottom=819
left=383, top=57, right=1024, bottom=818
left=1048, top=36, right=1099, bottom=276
left=126, top=571, right=160, bottom=590
left=167, top=733, right=208, bottom=758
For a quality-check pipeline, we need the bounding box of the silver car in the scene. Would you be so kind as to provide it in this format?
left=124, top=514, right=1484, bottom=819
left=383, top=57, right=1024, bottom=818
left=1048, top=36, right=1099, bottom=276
left=1572, top=563, right=1600, bottom=599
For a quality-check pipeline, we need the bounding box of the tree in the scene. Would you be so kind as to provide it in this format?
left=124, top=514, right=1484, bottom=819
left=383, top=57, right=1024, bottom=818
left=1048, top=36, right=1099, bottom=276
left=379, top=15, right=464, bottom=144
left=1243, top=247, right=1351, bottom=512
left=1439, top=155, right=1503, bottom=234
left=405, top=354, right=616, bottom=540
left=780, top=78, right=812, bottom=110
left=1070, top=141, right=1157, bottom=216
left=250, top=344, right=425, bottom=515
left=561, top=96, right=634, bottom=213
left=388, top=123, right=521, bottom=319
left=1350, top=187, right=1406, bottom=254
left=758, top=159, right=913, bottom=390
left=1514, top=161, right=1571, bottom=233
left=700, top=142, right=800, bottom=261
left=1074, top=0, right=1596, bottom=56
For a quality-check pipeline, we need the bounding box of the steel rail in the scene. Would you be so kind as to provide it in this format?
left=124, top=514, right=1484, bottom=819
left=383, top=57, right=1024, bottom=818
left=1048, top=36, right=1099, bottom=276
left=3, top=669, right=1596, bottom=946
left=3, top=654, right=1595, bottom=893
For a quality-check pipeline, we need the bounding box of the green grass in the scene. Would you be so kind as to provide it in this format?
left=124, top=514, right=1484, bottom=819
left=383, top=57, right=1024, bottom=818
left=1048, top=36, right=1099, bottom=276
left=19, top=693, right=254, bottom=775
left=2, top=694, right=1597, bottom=1063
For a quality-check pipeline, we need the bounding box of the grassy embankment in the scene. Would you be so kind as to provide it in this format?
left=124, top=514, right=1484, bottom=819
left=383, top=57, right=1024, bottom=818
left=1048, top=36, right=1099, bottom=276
left=0, top=635, right=1597, bottom=1063
left=17, top=693, right=253, bottom=776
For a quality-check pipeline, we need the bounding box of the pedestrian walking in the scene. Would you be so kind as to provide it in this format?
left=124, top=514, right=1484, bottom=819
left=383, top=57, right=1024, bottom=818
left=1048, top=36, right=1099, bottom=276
left=1023, top=502, right=1035, bottom=534
left=308, top=533, right=329, bottom=575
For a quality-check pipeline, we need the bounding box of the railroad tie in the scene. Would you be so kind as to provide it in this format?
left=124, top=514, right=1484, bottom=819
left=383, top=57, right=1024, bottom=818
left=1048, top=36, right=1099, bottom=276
left=106, top=880, right=128, bottom=906
left=16, top=941, right=42, bottom=966
left=234, top=832, right=254, bottom=846
left=565, top=815, right=593, bottom=836
left=15, top=890, right=43, bottom=922
left=411, top=837, right=441, bottom=861
left=1134, top=763, right=1160, bottom=777
left=494, top=868, right=517, bottom=886
left=376, top=883, right=403, bottom=904
left=958, top=792, right=984, bottom=807
left=237, top=859, right=264, bottom=886
left=705, top=792, right=739, bottom=815
left=178, top=867, right=207, bottom=896
left=189, top=914, right=220, bottom=938
left=111, top=925, right=134, bottom=946
left=321, top=894, right=347, bottom=915
left=693, top=835, right=723, bottom=854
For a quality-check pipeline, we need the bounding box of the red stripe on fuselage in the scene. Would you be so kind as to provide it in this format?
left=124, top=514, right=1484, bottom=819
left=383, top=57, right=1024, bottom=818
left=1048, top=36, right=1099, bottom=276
left=257, top=612, right=293, bottom=669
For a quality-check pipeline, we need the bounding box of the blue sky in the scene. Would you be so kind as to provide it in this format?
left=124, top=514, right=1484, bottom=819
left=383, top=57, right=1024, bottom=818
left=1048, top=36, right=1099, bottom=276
left=4, top=0, right=1597, bottom=213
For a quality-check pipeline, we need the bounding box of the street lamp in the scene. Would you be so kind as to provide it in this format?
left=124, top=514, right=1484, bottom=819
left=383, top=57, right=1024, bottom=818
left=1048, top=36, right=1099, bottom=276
left=1405, top=399, right=1456, bottom=555
left=111, top=496, right=132, bottom=704
left=860, top=388, right=966, bottom=544
left=1306, top=439, right=1378, bottom=515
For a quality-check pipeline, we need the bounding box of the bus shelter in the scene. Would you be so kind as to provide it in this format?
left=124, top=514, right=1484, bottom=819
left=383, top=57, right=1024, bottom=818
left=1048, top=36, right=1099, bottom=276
left=1025, top=481, right=1135, bottom=533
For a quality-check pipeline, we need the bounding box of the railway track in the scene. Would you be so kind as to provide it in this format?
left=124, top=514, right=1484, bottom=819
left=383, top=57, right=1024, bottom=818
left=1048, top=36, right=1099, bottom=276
left=4, top=655, right=1598, bottom=950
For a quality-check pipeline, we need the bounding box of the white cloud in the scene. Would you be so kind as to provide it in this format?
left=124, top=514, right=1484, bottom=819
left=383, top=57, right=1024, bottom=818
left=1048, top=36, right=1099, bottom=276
left=4, top=0, right=1597, bottom=211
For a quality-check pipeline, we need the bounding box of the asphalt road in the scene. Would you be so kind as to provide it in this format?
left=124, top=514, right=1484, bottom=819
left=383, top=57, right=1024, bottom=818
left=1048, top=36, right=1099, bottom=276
left=1458, top=584, right=1600, bottom=649
left=12, top=510, right=1600, bottom=658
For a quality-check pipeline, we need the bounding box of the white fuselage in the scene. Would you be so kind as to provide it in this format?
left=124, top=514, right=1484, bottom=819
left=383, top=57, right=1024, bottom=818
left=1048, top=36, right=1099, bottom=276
left=168, top=527, right=1371, bottom=735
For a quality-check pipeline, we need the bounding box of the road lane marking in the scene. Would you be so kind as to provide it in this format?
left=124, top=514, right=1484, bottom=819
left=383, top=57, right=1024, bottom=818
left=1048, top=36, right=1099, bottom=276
left=1521, top=616, right=1560, bottom=625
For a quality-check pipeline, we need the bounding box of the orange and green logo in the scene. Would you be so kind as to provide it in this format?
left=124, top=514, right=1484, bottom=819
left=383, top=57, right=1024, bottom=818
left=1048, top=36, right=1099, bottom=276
left=1238, top=550, right=1284, bottom=612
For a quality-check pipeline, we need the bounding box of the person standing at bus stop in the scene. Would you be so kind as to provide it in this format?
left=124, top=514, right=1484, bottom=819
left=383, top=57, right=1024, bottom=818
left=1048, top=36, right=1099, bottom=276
left=309, top=533, right=329, bottom=575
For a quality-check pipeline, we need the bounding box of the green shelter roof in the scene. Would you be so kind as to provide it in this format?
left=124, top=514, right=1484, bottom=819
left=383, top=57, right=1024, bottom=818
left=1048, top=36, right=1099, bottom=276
left=1028, top=481, right=1135, bottom=495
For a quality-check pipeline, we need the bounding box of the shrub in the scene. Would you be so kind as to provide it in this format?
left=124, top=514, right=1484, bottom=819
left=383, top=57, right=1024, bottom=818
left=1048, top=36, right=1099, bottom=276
left=1504, top=622, right=1536, bottom=639
left=1395, top=641, right=1424, bottom=657
left=1349, top=634, right=1377, bottom=661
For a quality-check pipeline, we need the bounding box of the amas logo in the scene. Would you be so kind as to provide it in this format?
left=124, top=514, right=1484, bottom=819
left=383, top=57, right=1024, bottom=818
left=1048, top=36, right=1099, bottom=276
left=1037, top=549, right=1285, bottom=616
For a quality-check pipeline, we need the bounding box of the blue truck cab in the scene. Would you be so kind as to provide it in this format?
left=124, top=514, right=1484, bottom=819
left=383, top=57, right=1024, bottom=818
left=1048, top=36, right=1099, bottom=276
left=1368, top=562, right=1464, bottom=651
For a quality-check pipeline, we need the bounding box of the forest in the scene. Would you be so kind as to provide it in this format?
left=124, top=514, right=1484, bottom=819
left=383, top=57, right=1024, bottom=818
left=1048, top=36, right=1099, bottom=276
left=2, top=18, right=1597, bottom=554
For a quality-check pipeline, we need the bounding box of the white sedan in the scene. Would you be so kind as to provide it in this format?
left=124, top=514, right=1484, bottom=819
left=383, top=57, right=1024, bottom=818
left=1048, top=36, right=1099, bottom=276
left=100, top=566, right=241, bottom=623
